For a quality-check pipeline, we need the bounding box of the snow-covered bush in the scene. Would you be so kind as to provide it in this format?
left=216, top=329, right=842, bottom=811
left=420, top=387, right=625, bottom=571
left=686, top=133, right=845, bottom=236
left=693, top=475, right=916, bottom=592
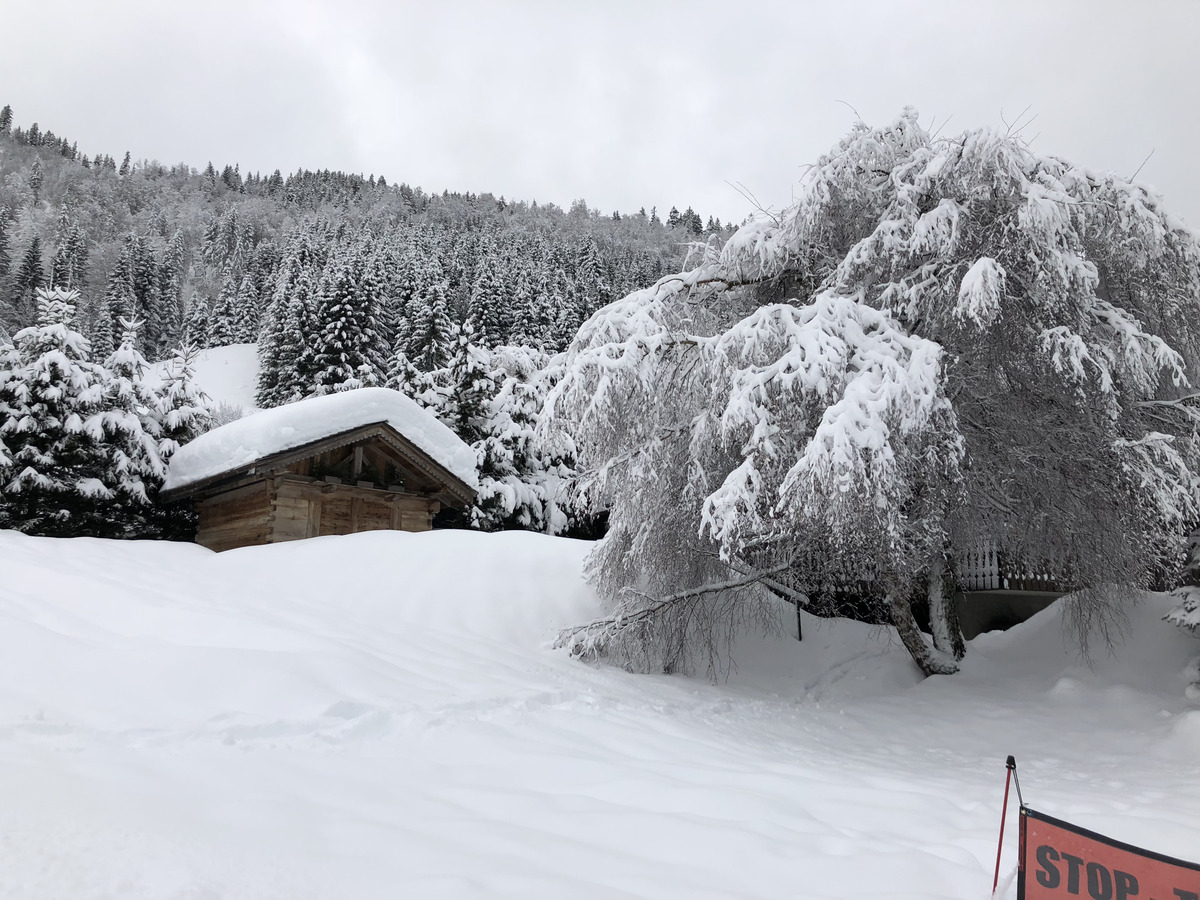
left=546, top=110, right=1200, bottom=678
left=1166, top=586, right=1200, bottom=700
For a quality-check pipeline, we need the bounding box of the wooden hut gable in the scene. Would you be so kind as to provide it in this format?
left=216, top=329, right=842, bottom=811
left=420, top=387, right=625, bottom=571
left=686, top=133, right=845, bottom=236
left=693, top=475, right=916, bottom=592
left=160, top=389, right=478, bottom=552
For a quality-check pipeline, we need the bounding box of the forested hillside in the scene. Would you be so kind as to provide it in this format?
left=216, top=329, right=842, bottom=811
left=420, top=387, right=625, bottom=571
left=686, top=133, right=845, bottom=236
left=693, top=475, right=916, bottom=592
left=0, top=103, right=731, bottom=363
left=0, top=104, right=735, bottom=538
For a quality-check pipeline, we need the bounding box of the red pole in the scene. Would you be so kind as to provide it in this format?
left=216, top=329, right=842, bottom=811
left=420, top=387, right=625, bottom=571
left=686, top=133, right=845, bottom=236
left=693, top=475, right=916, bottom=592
left=993, top=756, right=1016, bottom=895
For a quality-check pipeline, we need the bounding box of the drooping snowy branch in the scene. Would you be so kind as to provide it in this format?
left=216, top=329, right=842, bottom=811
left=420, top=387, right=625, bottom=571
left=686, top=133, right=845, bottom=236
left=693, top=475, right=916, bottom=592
left=546, top=109, right=1200, bottom=677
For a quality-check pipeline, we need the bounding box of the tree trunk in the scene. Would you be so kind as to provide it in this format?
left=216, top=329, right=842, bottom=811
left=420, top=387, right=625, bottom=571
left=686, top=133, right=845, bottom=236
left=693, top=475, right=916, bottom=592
left=927, top=553, right=966, bottom=661
left=887, top=594, right=960, bottom=676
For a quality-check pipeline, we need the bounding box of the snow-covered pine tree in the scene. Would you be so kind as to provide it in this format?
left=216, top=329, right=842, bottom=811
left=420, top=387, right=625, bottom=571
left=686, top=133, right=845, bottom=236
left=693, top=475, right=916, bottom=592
left=103, top=238, right=137, bottom=342
left=155, top=231, right=188, bottom=359
left=206, top=271, right=240, bottom=348
left=11, top=235, right=45, bottom=328
left=128, top=232, right=161, bottom=352
left=466, top=234, right=511, bottom=346
left=371, top=233, right=405, bottom=352
left=151, top=343, right=215, bottom=539
left=472, top=345, right=577, bottom=534
left=551, top=269, right=583, bottom=350
left=574, top=236, right=611, bottom=318
left=309, top=244, right=387, bottom=394
left=0, top=337, right=16, bottom=471
left=529, top=267, right=561, bottom=351
left=232, top=273, right=259, bottom=343
left=156, top=344, right=215, bottom=459
left=92, top=317, right=166, bottom=534
left=506, top=262, right=538, bottom=349
left=384, top=346, right=432, bottom=400
left=183, top=293, right=210, bottom=349
left=49, top=206, right=88, bottom=293
left=0, top=206, right=12, bottom=283
left=443, top=232, right=476, bottom=318
left=546, top=110, right=1200, bottom=678
left=0, top=288, right=113, bottom=536
left=406, top=253, right=456, bottom=373
left=257, top=226, right=323, bottom=407
left=87, top=293, right=116, bottom=360
left=438, top=321, right=496, bottom=445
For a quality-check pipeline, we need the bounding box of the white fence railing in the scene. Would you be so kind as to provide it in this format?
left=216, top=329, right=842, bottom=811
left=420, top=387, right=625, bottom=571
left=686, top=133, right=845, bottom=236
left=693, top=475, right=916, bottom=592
left=958, top=541, right=1001, bottom=591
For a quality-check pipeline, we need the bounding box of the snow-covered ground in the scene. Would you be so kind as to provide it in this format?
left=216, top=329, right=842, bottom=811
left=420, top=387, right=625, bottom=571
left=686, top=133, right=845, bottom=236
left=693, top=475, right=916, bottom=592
left=149, top=343, right=260, bottom=413
left=2, top=528, right=1198, bottom=899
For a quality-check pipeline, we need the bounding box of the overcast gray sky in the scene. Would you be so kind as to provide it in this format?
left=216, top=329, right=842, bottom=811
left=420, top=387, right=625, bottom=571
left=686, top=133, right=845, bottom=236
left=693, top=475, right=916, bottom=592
left=4, top=0, right=1199, bottom=226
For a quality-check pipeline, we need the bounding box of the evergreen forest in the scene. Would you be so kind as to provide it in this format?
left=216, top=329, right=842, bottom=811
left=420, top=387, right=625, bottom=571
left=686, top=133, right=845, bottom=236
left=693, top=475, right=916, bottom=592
left=0, top=104, right=732, bottom=538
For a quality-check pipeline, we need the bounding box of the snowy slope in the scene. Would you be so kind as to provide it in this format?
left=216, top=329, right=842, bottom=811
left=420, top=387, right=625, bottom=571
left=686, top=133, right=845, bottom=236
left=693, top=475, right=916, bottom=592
left=1, top=530, right=1199, bottom=899
left=149, top=343, right=261, bottom=412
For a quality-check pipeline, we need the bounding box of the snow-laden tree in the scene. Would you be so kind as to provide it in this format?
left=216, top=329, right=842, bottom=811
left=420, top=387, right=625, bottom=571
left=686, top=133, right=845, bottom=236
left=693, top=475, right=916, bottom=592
left=387, top=335, right=580, bottom=536
left=91, top=317, right=167, bottom=531
left=548, top=286, right=963, bottom=675
left=309, top=244, right=388, bottom=395
left=438, top=322, right=495, bottom=444
left=405, top=256, right=456, bottom=373
left=156, top=231, right=188, bottom=358
left=1168, top=586, right=1200, bottom=635
left=257, top=229, right=325, bottom=407
left=207, top=271, right=240, bottom=348
left=149, top=343, right=215, bottom=539
left=232, top=274, right=260, bottom=344
left=0, top=289, right=216, bottom=539
left=466, top=234, right=511, bottom=345
left=384, top=347, right=428, bottom=398
left=183, top=293, right=210, bottom=349
left=155, top=344, right=215, bottom=460
left=545, top=110, right=1200, bottom=677
left=0, top=288, right=112, bottom=535
left=49, top=206, right=88, bottom=293
left=471, top=346, right=578, bottom=534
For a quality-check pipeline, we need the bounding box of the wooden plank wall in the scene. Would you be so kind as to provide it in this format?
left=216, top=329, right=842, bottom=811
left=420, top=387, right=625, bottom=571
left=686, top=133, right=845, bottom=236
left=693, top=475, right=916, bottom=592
left=265, top=475, right=440, bottom=544
left=195, top=483, right=271, bottom=552
left=270, top=490, right=312, bottom=542
left=194, top=465, right=446, bottom=551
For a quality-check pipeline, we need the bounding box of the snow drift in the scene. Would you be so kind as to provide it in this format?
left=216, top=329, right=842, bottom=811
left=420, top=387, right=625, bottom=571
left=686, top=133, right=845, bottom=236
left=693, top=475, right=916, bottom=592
left=0, top=529, right=1198, bottom=899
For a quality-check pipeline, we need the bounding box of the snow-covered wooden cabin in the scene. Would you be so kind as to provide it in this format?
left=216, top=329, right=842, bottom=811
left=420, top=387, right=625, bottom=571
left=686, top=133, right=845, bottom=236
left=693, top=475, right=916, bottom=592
left=161, top=388, right=479, bottom=552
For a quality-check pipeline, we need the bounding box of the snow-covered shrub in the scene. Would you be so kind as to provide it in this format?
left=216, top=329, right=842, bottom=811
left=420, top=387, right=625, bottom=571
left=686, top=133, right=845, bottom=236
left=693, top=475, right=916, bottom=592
left=209, top=401, right=246, bottom=428
left=1167, top=586, right=1200, bottom=635
left=1167, top=587, right=1200, bottom=700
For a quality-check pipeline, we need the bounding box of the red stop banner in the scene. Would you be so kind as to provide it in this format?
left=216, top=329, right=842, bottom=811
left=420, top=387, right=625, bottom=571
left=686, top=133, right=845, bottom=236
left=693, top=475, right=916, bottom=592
left=1019, top=806, right=1200, bottom=900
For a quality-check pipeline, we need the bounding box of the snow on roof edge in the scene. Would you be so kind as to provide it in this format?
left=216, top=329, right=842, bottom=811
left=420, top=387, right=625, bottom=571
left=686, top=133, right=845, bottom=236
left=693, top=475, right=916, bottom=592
left=164, top=388, right=480, bottom=495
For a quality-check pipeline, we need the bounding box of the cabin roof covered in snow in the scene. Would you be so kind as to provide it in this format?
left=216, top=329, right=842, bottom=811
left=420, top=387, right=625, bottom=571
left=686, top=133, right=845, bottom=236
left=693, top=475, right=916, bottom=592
left=163, top=388, right=480, bottom=496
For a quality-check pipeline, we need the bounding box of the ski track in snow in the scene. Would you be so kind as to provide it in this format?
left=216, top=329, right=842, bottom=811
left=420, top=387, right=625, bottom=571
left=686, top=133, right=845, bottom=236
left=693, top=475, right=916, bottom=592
left=1, top=528, right=1198, bottom=899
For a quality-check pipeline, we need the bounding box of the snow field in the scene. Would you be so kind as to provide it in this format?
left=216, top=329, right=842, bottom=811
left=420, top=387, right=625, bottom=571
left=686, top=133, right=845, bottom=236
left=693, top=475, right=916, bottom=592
left=149, top=343, right=260, bottom=414
left=1, top=529, right=1198, bottom=898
